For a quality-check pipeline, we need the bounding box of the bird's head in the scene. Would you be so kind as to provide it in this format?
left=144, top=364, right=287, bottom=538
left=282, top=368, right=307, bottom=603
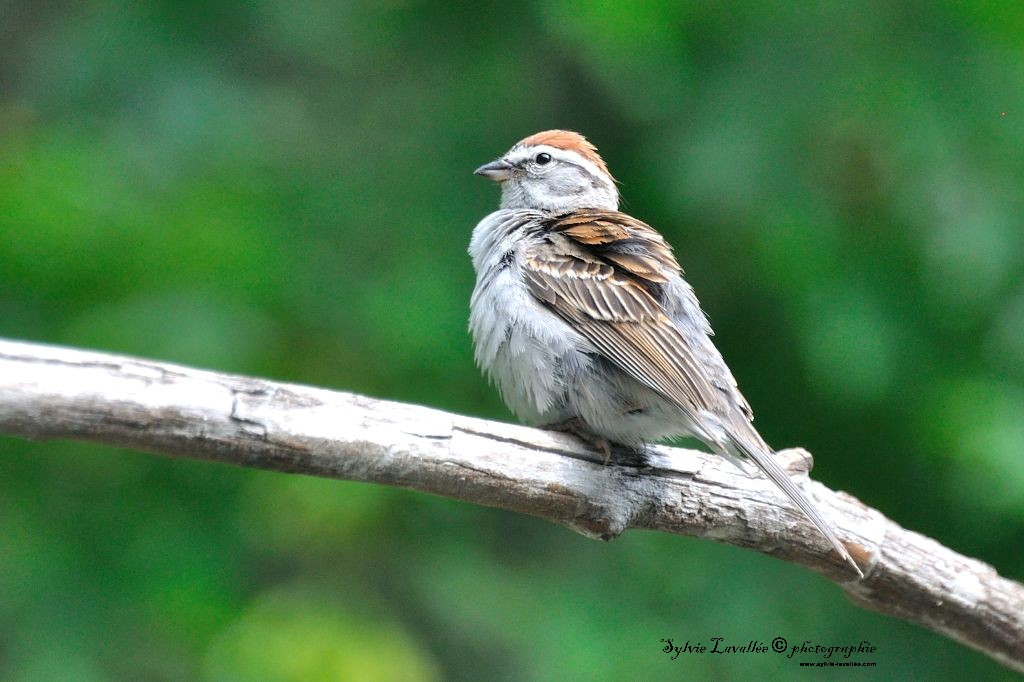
left=475, top=130, right=619, bottom=212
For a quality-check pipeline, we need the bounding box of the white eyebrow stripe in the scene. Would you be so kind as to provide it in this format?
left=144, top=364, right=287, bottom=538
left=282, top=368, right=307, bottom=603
left=508, top=144, right=609, bottom=183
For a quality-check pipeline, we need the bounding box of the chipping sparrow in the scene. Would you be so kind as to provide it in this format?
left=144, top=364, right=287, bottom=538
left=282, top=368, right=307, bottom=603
left=469, top=130, right=860, bottom=575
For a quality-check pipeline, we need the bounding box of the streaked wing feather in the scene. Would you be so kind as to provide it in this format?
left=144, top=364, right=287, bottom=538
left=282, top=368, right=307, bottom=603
left=521, top=210, right=861, bottom=575
left=523, top=211, right=725, bottom=419
left=561, top=222, right=630, bottom=244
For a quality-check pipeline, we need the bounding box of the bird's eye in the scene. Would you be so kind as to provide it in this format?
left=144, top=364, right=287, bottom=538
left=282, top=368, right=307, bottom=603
left=535, top=152, right=552, bottom=165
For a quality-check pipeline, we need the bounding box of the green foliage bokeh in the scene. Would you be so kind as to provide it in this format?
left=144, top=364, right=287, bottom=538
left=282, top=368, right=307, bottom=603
left=1, top=1, right=1022, bottom=679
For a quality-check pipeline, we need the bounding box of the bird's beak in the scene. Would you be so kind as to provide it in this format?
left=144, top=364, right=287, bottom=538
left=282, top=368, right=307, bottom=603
left=474, top=158, right=513, bottom=182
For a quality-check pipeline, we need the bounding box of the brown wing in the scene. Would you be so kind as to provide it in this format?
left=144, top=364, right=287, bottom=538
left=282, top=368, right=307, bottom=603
left=522, top=210, right=725, bottom=419
left=527, top=214, right=861, bottom=573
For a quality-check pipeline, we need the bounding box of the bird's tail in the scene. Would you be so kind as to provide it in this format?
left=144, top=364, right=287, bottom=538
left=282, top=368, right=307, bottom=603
left=726, top=434, right=863, bottom=578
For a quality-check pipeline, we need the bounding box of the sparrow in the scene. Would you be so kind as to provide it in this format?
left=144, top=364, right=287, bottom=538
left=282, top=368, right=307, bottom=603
left=468, top=130, right=860, bottom=575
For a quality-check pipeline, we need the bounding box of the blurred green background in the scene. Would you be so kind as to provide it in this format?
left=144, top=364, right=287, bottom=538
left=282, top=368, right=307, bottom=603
left=1, top=1, right=1022, bottom=679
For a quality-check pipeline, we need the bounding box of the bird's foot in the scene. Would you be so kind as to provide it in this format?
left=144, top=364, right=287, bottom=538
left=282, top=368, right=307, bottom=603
left=543, top=418, right=646, bottom=466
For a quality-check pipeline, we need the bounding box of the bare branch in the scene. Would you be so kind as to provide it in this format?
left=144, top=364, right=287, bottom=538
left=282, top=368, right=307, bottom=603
left=0, top=338, right=1020, bottom=671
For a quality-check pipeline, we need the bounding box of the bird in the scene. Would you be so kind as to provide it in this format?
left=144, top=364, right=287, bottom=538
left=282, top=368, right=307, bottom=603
left=468, top=129, right=861, bottom=576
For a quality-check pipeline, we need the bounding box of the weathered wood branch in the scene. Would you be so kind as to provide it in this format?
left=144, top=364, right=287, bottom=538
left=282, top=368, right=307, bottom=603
left=0, top=338, right=1020, bottom=671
